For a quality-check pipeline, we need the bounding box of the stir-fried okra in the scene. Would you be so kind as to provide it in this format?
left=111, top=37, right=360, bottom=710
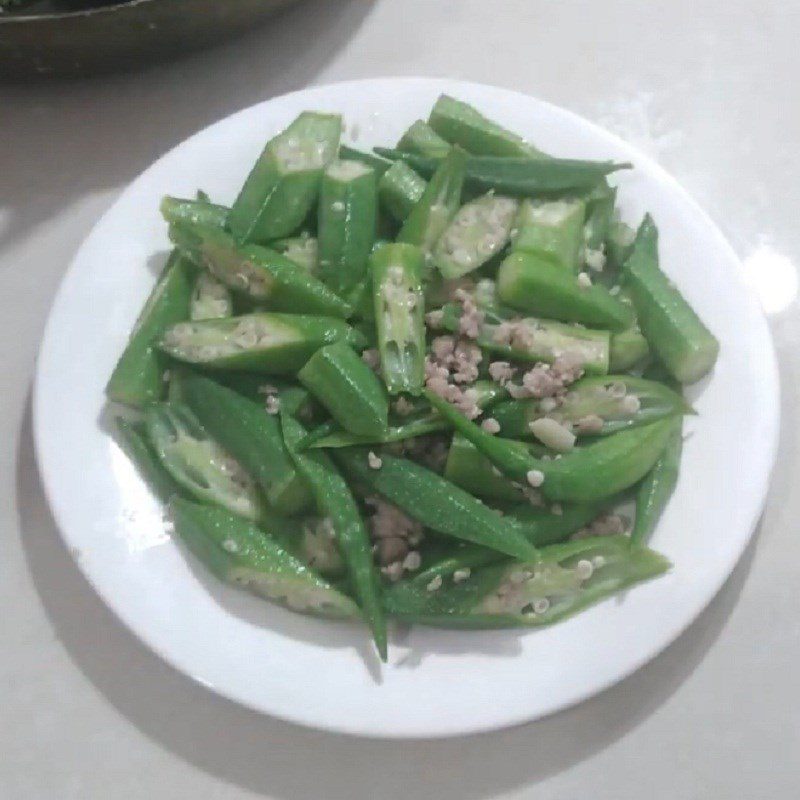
left=107, top=95, right=718, bottom=660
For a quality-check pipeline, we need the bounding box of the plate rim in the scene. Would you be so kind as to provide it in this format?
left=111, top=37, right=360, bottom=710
left=32, top=76, right=781, bottom=739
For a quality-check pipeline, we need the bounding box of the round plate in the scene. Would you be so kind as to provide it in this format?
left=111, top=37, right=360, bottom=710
left=33, top=78, right=779, bottom=738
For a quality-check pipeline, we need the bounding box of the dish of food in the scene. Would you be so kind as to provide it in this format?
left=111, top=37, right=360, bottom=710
left=34, top=78, right=778, bottom=737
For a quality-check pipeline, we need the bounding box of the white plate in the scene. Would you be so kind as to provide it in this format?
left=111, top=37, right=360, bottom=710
left=33, top=78, right=779, bottom=739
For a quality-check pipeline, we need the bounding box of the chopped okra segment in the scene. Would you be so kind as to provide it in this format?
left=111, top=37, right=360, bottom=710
left=108, top=96, right=717, bottom=644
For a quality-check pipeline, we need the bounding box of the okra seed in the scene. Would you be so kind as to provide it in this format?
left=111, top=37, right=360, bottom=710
left=576, top=559, right=594, bottom=580
left=367, top=451, right=383, bottom=470
left=526, top=469, right=545, bottom=488
left=222, top=538, right=240, bottom=554
left=577, top=272, right=592, bottom=289
left=453, top=568, right=472, bottom=583
left=426, top=575, right=443, bottom=592
left=533, top=598, right=550, bottom=614
left=592, top=555, right=606, bottom=569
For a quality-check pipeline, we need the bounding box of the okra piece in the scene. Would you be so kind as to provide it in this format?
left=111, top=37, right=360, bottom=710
left=491, top=375, right=690, bottom=439
left=426, top=390, right=675, bottom=502
left=504, top=499, right=612, bottom=547
left=190, top=272, right=233, bottom=321
left=115, top=417, right=183, bottom=503
left=228, top=112, right=342, bottom=243
left=434, top=192, right=519, bottom=279
left=383, top=536, right=670, bottom=628
left=179, top=372, right=313, bottom=515
left=397, top=119, right=452, bottom=158
left=444, top=433, right=528, bottom=503
left=609, top=325, right=650, bottom=371
left=378, top=161, right=427, bottom=223
left=371, top=243, right=426, bottom=394
left=160, top=196, right=229, bottom=230
left=511, top=198, right=586, bottom=272
left=270, top=232, right=319, bottom=273
left=339, top=145, right=391, bottom=177
left=497, top=251, right=634, bottom=331
left=308, top=381, right=505, bottom=448
left=160, top=313, right=362, bottom=373
left=334, top=448, right=538, bottom=561
left=582, top=182, right=617, bottom=253
left=437, top=302, right=610, bottom=374
left=145, top=403, right=267, bottom=521
left=298, top=342, right=389, bottom=438
left=411, top=544, right=503, bottom=588
left=428, top=94, right=545, bottom=158
left=281, top=412, right=387, bottom=660
left=169, top=221, right=350, bottom=318
left=622, top=216, right=719, bottom=383
left=606, top=219, right=636, bottom=270
left=317, top=159, right=377, bottom=295
left=169, top=498, right=358, bottom=619
left=294, top=517, right=346, bottom=578
left=397, top=146, right=467, bottom=255
left=374, top=148, right=630, bottom=196
left=630, top=417, right=683, bottom=546
left=106, top=251, right=194, bottom=407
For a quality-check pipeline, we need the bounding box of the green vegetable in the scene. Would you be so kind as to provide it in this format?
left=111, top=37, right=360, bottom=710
left=228, top=112, right=342, bottom=243
left=383, top=536, right=670, bottom=628
left=338, top=145, right=391, bottom=177
left=444, top=433, right=527, bottom=503
left=426, top=390, right=675, bottom=502
left=582, top=182, right=617, bottom=253
left=298, top=342, right=389, bottom=438
left=160, top=196, right=229, bottom=230
left=505, top=500, right=612, bottom=546
left=374, top=148, right=630, bottom=196
left=281, top=411, right=387, bottom=660
left=179, top=372, right=313, bottom=515
left=114, top=417, right=183, bottom=503
left=170, top=498, right=358, bottom=619
left=317, top=159, right=377, bottom=295
left=491, top=375, right=690, bottom=439
left=397, top=118, right=452, bottom=158
left=106, top=251, right=194, bottom=407
left=160, top=313, right=362, bottom=373
left=270, top=233, right=319, bottom=273
left=511, top=198, right=586, bottom=272
left=378, top=161, right=427, bottom=222
left=190, top=272, right=233, bottom=321
left=145, top=403, right=266, bottom=521
left=169, top=221, right=350, bottom=318
left=606, top=219, right=636, bottom=269
left=622, top=216, right=719, bottom=383
left=609, top=325, right=650, bottom=371
left=428, top=94, right=545, bottom=158
left=434, top=192, right=519, bottom=279
left=497, top=251, right=634, bottom=331
left=334, top=448, right=538, bottom=561
left=371, top=243, right=426, bottom=394
left=630, top=417, right=683, bottom=546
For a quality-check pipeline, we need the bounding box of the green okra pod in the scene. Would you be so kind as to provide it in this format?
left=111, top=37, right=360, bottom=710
left=281, top=411, right=387, bottom=660
left=630, top=416, right=683, bottom=546
left=371, top=243, right=427, bottom=394
left=426, top=390, right=676, bottom=502
left=397, top=118, right=452, bottom=158
left=428, top=94, right=545, bottom=158
left=228, top=112, right=342, bottom=243
left=397, top=145, right=467, bottom=255
left=169, top=498, right=359, bottom=619
left=160, top=196, right=229, bottom=230
left=106, top=251, right=194, bottom=407
left=609, top=324, right=650, bottom=371
left=179, top=372, right=313, bottom=515
left=606, top=219, right=636, bottom=270
left=160, top=312, right=363, bottom=373
left=317, top=159, right=377, bottom=295
left=383, top=536, right=670, bottom=628
left=511, top=198, right=586, bottom=272
left=434, top=192, right=519, bottom=279
left=169, top=221, right=350, bottom=318
left=497, top=251, right=634, bottom=331
left=582, top=182, right=617, bottom=253
left=334, top=448, right=538, bottom=562
left=374, top=148, right=630, bottom=196
left=378, top=161, right=427, bottom=223
left=145, top=402, right=267, bottom=521
left=298, top=342, right=389, bottom=438
left=622, top=216, right=719, bottom=383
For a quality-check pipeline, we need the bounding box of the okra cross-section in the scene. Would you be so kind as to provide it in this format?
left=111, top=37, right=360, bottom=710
left=317, top=159, right=378, bottom=296
left=159, top=313, right=362, bottom=373
left=370, top=243, right=426, bottom=395
left=228, top=111, right=342, bottom=243
left=397, top=119, right=452, bottom=158
left=378, top=161, right=427, bottom=223
left=169, top=498, right=359, bottom=619
left=298, top=341, right=389, bottom=438
left=511, top=198, right=587, bottom=272
left=169, top=220, right=350, bottom=318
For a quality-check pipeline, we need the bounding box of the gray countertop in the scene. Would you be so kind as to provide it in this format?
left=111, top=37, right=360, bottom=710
left=2, top=1, right=798, bottom=797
